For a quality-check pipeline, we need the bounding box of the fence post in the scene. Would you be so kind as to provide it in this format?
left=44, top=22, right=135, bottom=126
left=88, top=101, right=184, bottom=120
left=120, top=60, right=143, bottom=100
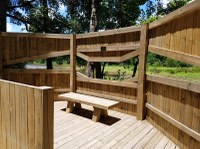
left=70, top=34, right=77, bottom=92
left=41, top=87, right=54, bottom=149
left=137, top=24, right=149, bottom=120
left=0, top=32, right=2, bottom=78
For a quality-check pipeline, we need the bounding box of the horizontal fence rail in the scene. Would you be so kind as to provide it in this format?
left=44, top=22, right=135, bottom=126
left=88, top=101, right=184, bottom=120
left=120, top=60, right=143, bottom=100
left=0, top=79, right=54, bottom=149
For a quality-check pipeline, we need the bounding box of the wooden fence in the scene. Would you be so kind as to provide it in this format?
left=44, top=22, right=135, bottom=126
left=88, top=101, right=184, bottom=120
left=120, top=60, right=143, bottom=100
left=148, top=0, right=200, bottom=67
left=77, top=73, right=138, bottom=115
left=145, top=1, right=200, bottom=148
left=0, top=0, right=200, bottom=148
left=146, top=75, right=200, bottom=148
left=0, top=79, right=54, bottom=149
left=2, top=69, right=70, bottom=100
left=1, top=33, right=70, bottom=65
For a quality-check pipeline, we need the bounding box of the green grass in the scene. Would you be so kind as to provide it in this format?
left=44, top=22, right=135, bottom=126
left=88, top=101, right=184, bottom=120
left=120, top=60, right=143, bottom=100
left=147, top=66, right=200, bottom=83
left=89, top=64, right=200, bottom=83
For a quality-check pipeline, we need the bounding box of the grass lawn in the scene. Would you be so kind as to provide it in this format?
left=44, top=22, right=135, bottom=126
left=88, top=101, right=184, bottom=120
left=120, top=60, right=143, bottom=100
left=102, top=64, right=200, bottom=83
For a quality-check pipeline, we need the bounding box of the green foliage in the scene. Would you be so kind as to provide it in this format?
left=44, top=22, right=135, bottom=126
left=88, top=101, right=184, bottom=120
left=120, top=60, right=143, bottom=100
left=113, top=69, right=126, bottom=81
left=157, top=0, right=192, bottom=15
left=140, top=15, right=158, bottom=24
left=6, top=62, right=27, bottom=69
left=7, top=0, right=69, bottom=33
left=65, top=0, right=148, bottom=32
left=147, top=53, right=191, bottom=67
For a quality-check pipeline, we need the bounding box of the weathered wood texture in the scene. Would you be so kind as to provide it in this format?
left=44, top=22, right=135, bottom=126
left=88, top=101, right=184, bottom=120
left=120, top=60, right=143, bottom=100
left=54, top=101, right=178, bottom=149
left=2, top=69, right=70, bottom=100
left=3, top=69, right=70, bottom=88
left=146, top=75, right=200, bottom=148
left=76, top=26, right=141, bottom=61
left=0, top=79, right=54, bottom=149
left=149, top=4, right=200, bottom=66
left=77, top=74, right=137, bottom=115
left=1, top=33, right=70, bottom=65
left=137, top=24, right=149, bottom=120
left=70, top=34, right=76, bottom=92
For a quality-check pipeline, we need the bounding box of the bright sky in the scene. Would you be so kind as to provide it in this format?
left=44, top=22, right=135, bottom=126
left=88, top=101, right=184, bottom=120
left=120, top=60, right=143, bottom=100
left=7, top=0, right=170, bottom=32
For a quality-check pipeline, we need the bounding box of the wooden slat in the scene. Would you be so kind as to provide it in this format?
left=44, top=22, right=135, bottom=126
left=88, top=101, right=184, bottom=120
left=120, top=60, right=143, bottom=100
left=3, top=51, right=70, bottom=66
left=76, top=26, right=141, bottom=39
left=4, top=69, right=70, bottom=74
left=76, top=89, right=137, bottom=105
left=89, top=56, right=121, bottom=62
left=146, top=103, right=200, bottom=142
left=70, top=34, right=76, bottom=92
left=147, top=75, right=200, bottom=94
left=121, top=50, right=139, bottom=61
left=2, top=32, right=71, bottom=39
left=77, top=75, right=138, bottom=89
left=149, top=45, right=200, bottom=67
left=77, top=52, right=89, bottom=61
left=137, top=24, right=149, bottom=120
left=77, top=50, right=138, bottom=62
left=149, top=0, right=200, bottom=29
left=77, top=44, right=140, bottom=52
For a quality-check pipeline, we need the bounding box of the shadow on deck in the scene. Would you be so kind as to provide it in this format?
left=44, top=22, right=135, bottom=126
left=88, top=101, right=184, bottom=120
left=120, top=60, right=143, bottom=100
left=54, top=101, right=179, bottom=149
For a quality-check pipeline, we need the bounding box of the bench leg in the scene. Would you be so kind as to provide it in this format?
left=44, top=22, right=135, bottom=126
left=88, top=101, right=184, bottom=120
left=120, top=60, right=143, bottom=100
left=66, top=101, right=74, bottom=113
left=101, top=109, right=108, bottom=117
left=92, top=107, right=101, bottom=122
left=74, top=102, right=82, bottom=109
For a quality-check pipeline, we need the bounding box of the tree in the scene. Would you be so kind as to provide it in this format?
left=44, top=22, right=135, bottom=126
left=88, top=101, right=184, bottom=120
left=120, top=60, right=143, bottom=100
left=0, top=0, right=7, bottom=31
left=65, top=0, right=147, bottom=32
left=157, top=0, right=192, bottom=15
left=65, top=0, right=147, bottom=78
left=6, top=0, right=70, bottom=69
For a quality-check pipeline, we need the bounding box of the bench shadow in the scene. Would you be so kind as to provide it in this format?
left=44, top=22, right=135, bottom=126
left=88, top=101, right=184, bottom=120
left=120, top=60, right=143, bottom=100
left=61, top=108, right=120, bottom=126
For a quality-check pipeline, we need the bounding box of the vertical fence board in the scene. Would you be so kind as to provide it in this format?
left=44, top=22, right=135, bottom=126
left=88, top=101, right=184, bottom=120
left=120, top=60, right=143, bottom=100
left=70, top=34, right=77, bottom=92
left=137, top=24, right=149, bottom=120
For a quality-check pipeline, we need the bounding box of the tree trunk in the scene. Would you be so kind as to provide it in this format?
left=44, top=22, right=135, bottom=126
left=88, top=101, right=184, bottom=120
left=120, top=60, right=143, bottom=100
left=0, top=0, right=6, bottom=32
left=95, top=62, right=101, bottom=78
left=86, top=62, right=94, bottom=78
left=87, top=0, right=104, bottom=78
left=132, top=58, right=139, bottom=77
left=41, top=0, right=53, bottom=69
left=87, top=0, right=97, bottom=78
left=47, top=58, right=53, bottom=69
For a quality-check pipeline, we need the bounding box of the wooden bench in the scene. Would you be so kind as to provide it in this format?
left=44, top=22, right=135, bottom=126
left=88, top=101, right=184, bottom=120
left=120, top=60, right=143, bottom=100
left=58, top=92, right=120, bottom=122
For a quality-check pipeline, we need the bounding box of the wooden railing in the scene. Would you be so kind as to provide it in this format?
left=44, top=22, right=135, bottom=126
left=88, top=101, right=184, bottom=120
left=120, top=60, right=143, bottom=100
left=0, top=79, right=54, bottom=149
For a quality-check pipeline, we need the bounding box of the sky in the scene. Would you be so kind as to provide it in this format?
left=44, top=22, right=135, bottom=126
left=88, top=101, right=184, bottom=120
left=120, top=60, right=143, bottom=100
left=7, top=0, right=170, bottom=32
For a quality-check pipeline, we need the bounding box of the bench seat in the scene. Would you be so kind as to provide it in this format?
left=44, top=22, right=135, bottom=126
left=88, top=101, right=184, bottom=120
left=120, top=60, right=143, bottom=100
left=58, top=92, right=120, bottom=122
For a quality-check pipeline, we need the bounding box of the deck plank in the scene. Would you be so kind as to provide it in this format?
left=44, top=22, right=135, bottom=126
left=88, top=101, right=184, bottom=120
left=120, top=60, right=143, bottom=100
left=54, top=101, right=178, bottom=149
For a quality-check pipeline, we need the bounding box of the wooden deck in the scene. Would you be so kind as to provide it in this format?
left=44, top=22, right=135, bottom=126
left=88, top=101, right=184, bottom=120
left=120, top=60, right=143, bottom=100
left=54, top=101, right=179, bottom=149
